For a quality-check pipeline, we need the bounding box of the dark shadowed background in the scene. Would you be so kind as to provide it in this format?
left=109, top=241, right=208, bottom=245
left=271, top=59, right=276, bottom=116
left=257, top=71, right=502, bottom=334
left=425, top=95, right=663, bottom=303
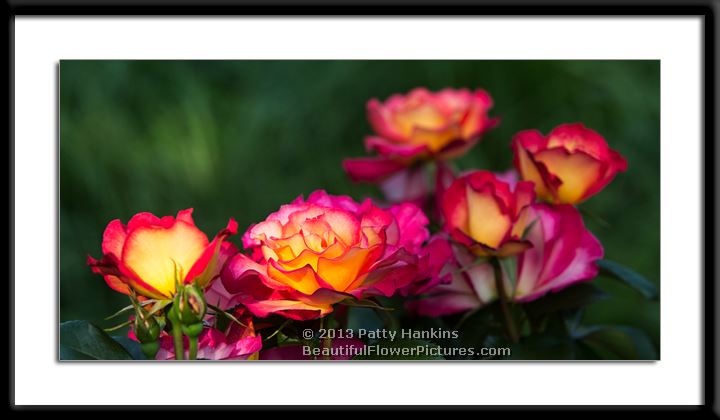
left=59, top=60, right=660, bottom=348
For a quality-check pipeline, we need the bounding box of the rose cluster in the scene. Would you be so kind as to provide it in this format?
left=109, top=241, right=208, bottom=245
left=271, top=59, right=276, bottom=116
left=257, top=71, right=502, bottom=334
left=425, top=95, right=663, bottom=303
left=88, top=87, right=627, bottom=360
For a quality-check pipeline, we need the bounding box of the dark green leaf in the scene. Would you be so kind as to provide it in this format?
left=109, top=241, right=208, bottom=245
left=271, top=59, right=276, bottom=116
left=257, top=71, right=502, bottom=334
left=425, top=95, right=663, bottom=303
left=510, top=334, right=577, bottom=360
left=353, top=339, right=445, bottom=360
left=347, top=307, right=384, bottom=332
left=509, top=316, right=603, bottom=360
left=576, top=325, right=658, bottom=360
left=60, top=320, right=133, bottom=360
left=523, top=283, right=609, bottom=318
left=454, top=305, right=505, bottom=351
left=59, top=344, right=95, bottom=360
left=112, top=336, right=147, bottom=360
left=597, top=259, right=658, bottom=300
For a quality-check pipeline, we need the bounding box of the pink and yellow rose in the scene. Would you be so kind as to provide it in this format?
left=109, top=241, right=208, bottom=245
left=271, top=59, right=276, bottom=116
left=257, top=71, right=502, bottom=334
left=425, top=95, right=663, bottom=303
left=510, top=203, right=604, bottom=301
left=87, top=209, right=238, bottom=299
left=343, top=88, right=497, bottom=191
left=408, top=203, right=603, bottom=316
left=221, top=190, right=429, bottom=320
left=512, top=123, right=628, bottom=204
left=440, top=170, right=535, bottom=257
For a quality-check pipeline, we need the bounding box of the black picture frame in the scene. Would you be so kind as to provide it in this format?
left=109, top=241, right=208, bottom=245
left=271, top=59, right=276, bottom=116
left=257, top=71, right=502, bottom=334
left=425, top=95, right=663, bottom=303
left=7, top=0, right=716, bottom=414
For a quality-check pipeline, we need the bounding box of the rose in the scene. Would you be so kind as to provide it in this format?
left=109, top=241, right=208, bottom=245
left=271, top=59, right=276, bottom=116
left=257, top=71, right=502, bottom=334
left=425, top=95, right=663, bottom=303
left=507, top=203, right=604, bottom=301
left=221, top=190, right=429, bottom=320
left=440, top=170, right=535, bottom=257
left=87, top=209, right=238, bottom=299
left=407, top=203, right=603, bottom=316
left=512, top=123, right=628, bottom=204
left=343, top=87, right=497, bottom=202
left=344, top=87, right=497, bottom=179
left=149, top=308, right=262, bottom=360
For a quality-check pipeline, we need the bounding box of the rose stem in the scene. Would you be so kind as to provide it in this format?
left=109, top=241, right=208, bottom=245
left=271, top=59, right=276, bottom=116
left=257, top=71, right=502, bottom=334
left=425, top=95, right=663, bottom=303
left=188, top=336, right=198, bottom=360
left=169, top=311, right=185, bottom=360
left=492, top=257, right=520, bottom=344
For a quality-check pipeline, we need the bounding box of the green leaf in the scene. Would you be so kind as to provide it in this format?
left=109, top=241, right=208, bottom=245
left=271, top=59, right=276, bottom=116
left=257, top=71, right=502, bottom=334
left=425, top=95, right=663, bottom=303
left=454, top=304, right=505, bottom=350
left=575, top=325, right=658, bottom=360
left=59, top=320, right=133, bottom=360
left=509, top=315, right=602, bottom=360
left=510, top=334, right=577, bottom=360
left=347, top=307, right=384, bottom=332
left=59, top=345, right=95, bottom=360
left=353, top=339, right=445, bottom=360
left=523, top=283, right=609, bottom=318
left=597, top=259, right=658, bottom=300
left=112, top=336, right=147, bottom=360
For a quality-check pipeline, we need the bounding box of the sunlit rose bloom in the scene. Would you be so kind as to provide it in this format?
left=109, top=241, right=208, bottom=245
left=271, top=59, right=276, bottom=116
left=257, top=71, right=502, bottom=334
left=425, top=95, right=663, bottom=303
left=441, top=170, right=535, bottom=257
left=407, top=204, right=603, bottom=316
left=512, top=123, right=628, bottom=204
left=343, top=87, right=497, bottom=203
left=151, top=308, right=262, bottom=360
left=221, top=190, right=429, bottom=320
left=87, top=209, right=237, bottom=299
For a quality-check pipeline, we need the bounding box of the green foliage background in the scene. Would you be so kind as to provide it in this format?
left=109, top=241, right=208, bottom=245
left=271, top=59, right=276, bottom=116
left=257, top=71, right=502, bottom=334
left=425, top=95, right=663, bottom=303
left=60, top=60, right=660, bottom=349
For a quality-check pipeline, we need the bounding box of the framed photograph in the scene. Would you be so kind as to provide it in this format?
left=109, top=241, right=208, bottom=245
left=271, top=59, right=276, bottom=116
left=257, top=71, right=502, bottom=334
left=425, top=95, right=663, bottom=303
left=59, top=58, right=660, bottom=363
left=10, top=2, right=714, bottom=411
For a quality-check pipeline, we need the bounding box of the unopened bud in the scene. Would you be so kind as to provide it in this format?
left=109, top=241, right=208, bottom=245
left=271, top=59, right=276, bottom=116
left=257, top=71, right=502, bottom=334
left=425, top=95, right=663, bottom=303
left=133, top=300, right=161, bottom=344
left=134, top=314, right=161, bottom=343
left=140, top=341, right=160, bottom=360
left=173, top=282, right=207, bottom=325
left=181, top=322, right=204, bottom=338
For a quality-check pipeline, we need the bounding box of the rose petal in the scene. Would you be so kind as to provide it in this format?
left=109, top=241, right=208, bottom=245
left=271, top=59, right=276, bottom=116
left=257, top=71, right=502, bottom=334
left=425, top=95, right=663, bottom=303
left=342, top=157, right=406, bottom=182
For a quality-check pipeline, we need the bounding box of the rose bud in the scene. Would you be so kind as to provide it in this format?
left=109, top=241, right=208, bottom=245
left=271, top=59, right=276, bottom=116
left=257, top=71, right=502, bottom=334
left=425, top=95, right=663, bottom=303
left=512, top=123, right=628, bottom=204
left=440, top=170, right=535, bottom=257
left=173, top=282, right=207, bottom=337
left=130, top=298, right=163, bottom=359
left=133, top=308, right=161, bottom=344
left=87, top=209, right=238, bottom=299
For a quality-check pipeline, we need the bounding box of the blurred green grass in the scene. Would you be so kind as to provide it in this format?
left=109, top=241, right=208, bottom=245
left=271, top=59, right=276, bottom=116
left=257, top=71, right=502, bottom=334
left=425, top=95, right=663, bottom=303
left=59, top=60, right=660, bottom=348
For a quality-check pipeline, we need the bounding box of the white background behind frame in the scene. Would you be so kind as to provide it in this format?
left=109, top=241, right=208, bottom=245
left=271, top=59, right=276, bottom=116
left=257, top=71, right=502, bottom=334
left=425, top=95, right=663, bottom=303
left=13, top=17, right=702, bottom=405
